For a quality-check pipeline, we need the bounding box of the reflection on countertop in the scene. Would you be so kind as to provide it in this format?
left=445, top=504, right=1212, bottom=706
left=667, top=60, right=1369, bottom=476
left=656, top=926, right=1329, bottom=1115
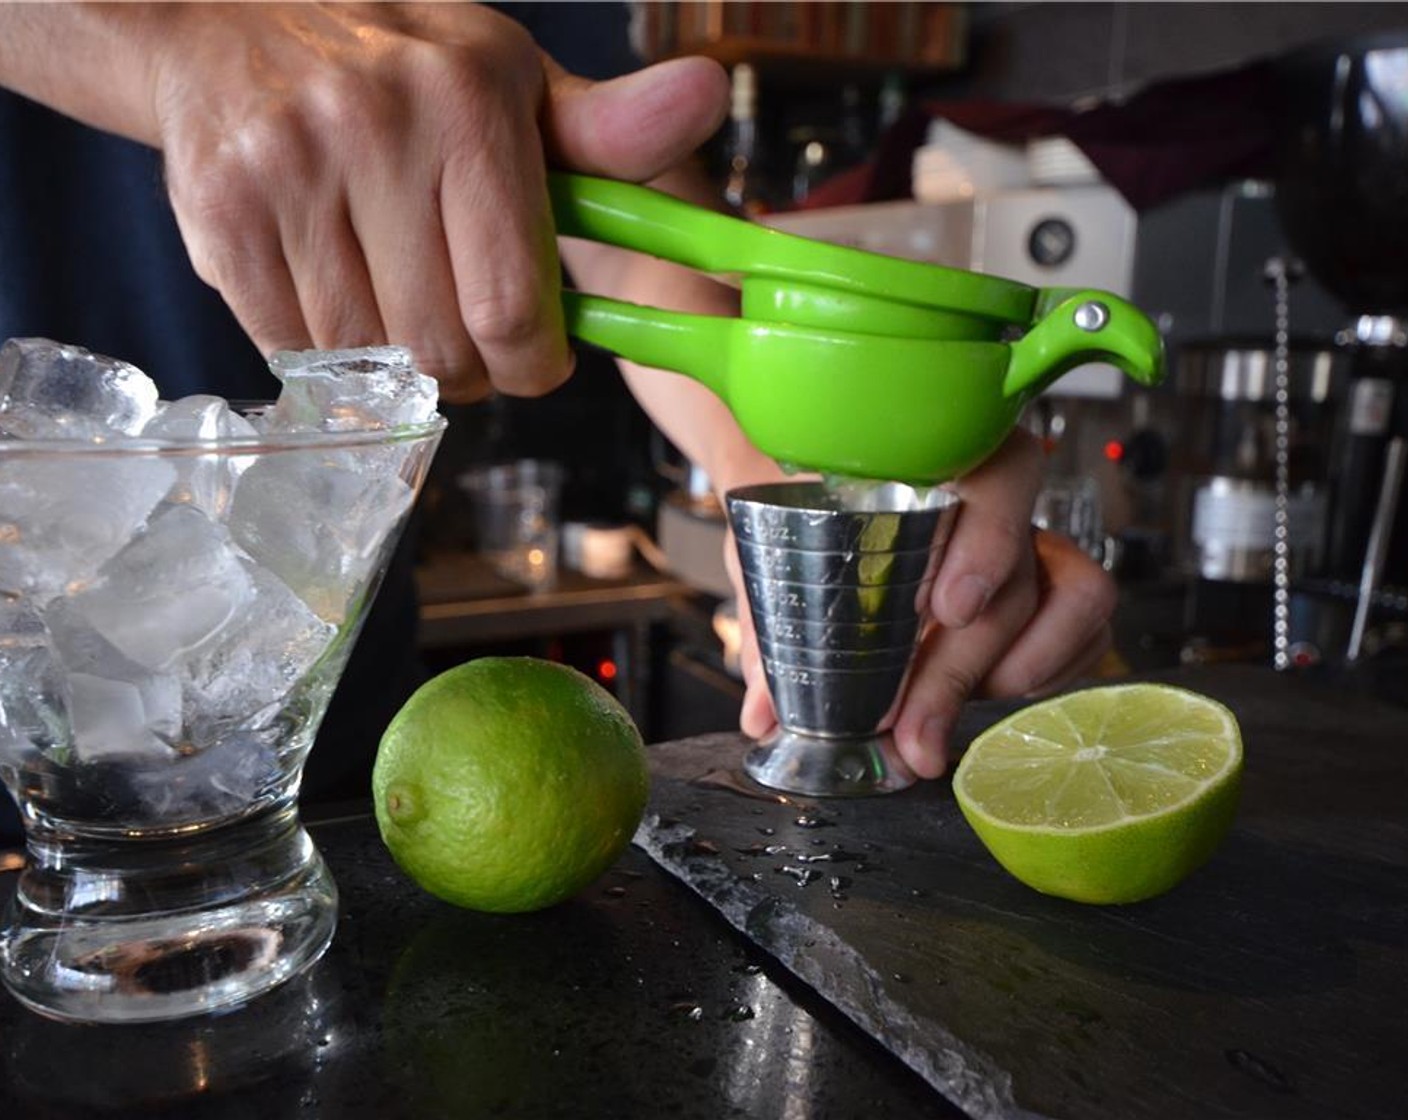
left=0, top=822, right=960, bottom=1119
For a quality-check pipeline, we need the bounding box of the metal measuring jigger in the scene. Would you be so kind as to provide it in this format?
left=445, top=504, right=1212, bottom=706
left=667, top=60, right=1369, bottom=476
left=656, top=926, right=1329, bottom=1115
left=727, top=481, right=958, bottom=797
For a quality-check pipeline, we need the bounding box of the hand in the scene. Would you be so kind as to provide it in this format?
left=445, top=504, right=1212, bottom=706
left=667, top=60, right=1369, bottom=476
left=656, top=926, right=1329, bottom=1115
left=0, top=3, right=727, bottom=401
left=732, top=430, right=1118, bottom=779
left=150, top=3, right=729, bottom=400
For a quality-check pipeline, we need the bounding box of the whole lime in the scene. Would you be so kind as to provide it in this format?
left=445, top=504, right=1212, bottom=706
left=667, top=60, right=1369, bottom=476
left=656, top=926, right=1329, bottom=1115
left=373, top=657, right=649, bottom=913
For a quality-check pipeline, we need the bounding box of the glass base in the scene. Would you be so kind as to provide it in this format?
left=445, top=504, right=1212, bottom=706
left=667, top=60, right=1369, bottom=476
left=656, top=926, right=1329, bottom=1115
left=744, top=729, right=917, bottom=797
left=0, top=802, right=336, bottom=1024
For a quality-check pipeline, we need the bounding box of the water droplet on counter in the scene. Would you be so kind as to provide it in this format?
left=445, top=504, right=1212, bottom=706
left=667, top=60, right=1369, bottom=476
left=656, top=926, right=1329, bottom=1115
left=795, top=847, right=863, bottom=864
left=724, top=1005, right=756, bottom=1022
left=735, top=842, right=791, bottom=859
left=775, top=865, right=821, bottom=887
left=793, top=813, right=836, bottom=829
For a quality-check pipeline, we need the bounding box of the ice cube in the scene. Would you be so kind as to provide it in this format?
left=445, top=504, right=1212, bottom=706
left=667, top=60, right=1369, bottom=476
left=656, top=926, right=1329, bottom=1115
left=183, top=563, right=337, bottom=745
left=143, top=394, right=260, bottom=518
left=126, top=732, right=280, bottom=821
left=62, top=504, right=254, bottom=670
left=0, top=337, right=159, bottom=440
left=228, top=454, right=413, bottom=621
left=64, top=672, right=182, bottom=763
left=0, top=600, right=67, bottom=769
left=265, top=344, right=437, bottom=432
left=0, top=455, right=176, bottom=601
left=43, top=594, right=187, bottom=762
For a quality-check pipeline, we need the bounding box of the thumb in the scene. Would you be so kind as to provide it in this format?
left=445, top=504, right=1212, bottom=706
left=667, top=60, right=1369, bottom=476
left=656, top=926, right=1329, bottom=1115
left=542, top=55, right=729, bottom=181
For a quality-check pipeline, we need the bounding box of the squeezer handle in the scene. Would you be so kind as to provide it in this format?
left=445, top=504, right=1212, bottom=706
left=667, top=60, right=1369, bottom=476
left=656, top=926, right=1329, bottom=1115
left=559, top=290, right=733, bottom=399
left=549, top=172, right=752, bottom=277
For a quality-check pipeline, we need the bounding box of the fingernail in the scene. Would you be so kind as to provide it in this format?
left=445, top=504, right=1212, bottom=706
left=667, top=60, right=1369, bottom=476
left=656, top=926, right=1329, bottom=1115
left=943, top=574, right=992, bottom=628
left=913, top=716, right=951, bottom=779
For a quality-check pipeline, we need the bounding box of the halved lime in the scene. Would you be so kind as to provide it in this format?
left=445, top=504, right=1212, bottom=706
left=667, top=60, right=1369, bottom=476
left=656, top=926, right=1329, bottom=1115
left=952, top=683, right=1242, bottom=904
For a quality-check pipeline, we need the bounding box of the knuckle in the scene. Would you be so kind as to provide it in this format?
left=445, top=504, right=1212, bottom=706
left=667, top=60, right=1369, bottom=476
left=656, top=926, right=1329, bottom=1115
left=432, top=38, right=537, bottom=125
left=171, top=160, right=262, bottom=245
left=1049, top=553, right=1118, bottom=625
left=460, top=288, right=545, bottom=350
left=459, top=298, right=572, bottom=397
left=396, top=338, right=491, bottom=404
left=235, top=109, right=311, bottom=179
left=1077, top=570, right=1119, bottom=625
left=929, top=662, right=982, bottom=708
left=301, top=68, right=396, bottom=145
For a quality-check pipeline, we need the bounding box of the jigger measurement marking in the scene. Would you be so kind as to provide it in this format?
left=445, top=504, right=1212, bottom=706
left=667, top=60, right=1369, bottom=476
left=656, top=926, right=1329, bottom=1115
left=777, top=667, right=817, bottom=686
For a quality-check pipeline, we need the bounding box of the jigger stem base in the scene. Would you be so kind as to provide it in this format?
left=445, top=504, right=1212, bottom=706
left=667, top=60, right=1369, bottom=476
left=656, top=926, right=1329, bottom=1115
left=744, top=730, right=917, bottom=798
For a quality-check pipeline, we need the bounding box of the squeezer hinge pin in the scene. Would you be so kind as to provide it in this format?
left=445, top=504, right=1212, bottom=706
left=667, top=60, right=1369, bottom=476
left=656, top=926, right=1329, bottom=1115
left=1073, top=300, right=1110, bottom=332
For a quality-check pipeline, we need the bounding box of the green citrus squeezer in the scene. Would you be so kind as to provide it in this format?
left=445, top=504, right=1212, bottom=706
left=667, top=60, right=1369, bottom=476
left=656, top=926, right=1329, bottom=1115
left=550, top=173, right=1165, bottom=485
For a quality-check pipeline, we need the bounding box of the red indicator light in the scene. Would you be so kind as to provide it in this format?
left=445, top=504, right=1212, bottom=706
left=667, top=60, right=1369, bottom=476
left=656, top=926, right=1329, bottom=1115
left=1103, top=440, right=1124, bottom=463
left=597, top=659, right=618, bottom=682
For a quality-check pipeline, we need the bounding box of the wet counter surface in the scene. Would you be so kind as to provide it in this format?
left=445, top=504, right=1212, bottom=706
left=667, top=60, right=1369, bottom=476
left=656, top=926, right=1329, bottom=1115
left=0, top=814, right=960, bottom=1118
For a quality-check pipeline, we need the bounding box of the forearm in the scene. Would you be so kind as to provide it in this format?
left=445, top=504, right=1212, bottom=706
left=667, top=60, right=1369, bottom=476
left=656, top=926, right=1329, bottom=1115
left=0, top=2, right=170, bottom=145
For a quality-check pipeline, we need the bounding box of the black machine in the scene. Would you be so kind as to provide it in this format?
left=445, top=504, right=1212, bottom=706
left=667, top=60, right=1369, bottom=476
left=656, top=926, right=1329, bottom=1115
left=1272, top=31, right=1408, bottom=658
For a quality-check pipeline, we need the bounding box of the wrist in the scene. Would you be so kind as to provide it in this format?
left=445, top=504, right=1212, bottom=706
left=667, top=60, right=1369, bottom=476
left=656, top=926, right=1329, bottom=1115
left=0, top=2, right=174, bottom=146
left=701, top=441, right=792, bottom=503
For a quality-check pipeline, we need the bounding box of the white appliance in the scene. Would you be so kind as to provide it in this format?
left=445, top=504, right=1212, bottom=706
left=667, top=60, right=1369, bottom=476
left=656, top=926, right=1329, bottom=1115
left=763, top=184, right=1138, bottom=398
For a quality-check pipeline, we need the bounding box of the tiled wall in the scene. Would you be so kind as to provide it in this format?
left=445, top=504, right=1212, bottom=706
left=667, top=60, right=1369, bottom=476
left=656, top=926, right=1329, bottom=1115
left=949, top=1, right=1406, bottom=105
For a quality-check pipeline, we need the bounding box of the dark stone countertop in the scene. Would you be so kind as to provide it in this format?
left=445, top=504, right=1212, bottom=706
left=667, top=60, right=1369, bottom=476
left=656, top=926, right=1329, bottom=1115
left=638, top=664, right=1408, bottom=1120
left=0, top=814, right=961, bottom=1119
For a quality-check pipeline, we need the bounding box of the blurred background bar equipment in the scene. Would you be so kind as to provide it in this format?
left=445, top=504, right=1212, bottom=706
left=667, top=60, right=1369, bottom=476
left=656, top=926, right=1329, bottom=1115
left=1169, top=339, right=1342, bottom=584
left=1268, top=30, right=1408, bottom=663
left=458, top=459, right=564, bottom=591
